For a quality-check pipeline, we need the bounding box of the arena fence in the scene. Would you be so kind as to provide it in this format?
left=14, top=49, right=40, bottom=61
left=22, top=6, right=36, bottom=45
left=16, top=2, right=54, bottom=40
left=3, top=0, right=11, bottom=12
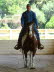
left=0, top=29, right=54, bottom=40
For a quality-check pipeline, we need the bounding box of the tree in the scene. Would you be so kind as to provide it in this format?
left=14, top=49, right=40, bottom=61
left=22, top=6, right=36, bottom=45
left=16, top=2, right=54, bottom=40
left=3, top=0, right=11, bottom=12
left=7, top=22, right=19, bottom=29
left=0, top=23, right=10, bottom=29
left=42, top=0, right=54, bottom=22
left=31, top=4, right=46, bottom=28
left=45, top=16, right=54, bottom=29
left=0, top=0, right=54, bottom=29
left=0, top=0, right=29, bottom=17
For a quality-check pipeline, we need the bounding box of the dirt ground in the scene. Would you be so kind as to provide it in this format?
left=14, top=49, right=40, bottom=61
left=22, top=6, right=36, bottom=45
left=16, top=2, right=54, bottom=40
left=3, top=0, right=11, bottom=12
left=0, top=55, right=54, bottom=72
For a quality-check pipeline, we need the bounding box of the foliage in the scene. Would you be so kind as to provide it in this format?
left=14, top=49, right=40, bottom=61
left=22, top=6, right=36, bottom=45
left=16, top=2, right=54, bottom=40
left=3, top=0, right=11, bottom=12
left=0, top=23, right=10, bottom=29
left=0, top=0, right=54, bottom=29
left=31, top=4, right=46, bottom=28
left=42, top=0, right=54, bottom=21
left=7, top=22, right=19, bottom=29
left=45, top=16, right=54, bottom=29
left=0, top=0, right=29, bottom=16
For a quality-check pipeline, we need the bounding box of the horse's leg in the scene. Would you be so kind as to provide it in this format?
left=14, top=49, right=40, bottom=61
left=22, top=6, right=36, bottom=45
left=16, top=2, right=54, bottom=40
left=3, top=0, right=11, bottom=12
left=29, top=52, right=32, bottom=68
left=30, top=52, right=33, bottom=67
left=23, top=53, right=25, bottom=67
left=29, top=52, right=35, bottom=69
left=24, top=52, right=27, bottom=68
left=32, top=54, right=33, bottom=67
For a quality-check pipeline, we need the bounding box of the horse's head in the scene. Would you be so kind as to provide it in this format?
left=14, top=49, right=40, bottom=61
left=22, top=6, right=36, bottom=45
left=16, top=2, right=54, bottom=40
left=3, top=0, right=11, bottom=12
left=28, top=21, right=34, bottom=37
left=22, top=21, right=34, bottom=46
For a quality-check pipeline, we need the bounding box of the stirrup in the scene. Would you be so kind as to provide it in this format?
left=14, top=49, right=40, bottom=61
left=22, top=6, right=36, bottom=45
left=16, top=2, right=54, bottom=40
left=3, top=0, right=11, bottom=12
left=14, top=44, right=18, bottom=50
left=38, top=44, right=44, bottom=50
left=14, top=42, right=22, bottom=50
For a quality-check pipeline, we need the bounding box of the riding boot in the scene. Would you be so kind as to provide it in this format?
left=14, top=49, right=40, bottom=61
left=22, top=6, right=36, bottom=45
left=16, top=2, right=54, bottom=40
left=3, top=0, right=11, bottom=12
left=14, top=38, right=22, bottom=50
left=37, top=40, right=44, bottom=50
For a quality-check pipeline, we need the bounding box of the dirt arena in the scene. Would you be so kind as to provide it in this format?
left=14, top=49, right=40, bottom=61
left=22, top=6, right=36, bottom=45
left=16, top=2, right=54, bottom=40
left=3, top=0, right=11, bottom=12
left=0, top=55, right=54, bottom=72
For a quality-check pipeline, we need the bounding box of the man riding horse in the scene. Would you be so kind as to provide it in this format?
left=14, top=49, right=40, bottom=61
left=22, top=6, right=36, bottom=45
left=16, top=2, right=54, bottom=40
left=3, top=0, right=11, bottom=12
left=14, top=4, right=44, bottom=50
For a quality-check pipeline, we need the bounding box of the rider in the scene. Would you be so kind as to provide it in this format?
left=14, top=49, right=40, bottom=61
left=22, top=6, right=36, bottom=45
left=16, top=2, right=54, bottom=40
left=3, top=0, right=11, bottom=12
left=14, top=4, right=44, bottom=50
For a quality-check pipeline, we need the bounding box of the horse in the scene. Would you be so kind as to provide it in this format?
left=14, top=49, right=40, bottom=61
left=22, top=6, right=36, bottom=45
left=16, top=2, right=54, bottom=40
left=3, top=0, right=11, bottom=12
left=14, top=22, right=38, bottom=68
left=21, top=22, right=38, bottom=68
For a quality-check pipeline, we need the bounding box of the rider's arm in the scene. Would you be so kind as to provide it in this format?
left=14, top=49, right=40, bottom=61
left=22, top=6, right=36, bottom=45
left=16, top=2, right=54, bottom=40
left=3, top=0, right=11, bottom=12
left=21, top=13, right=24, bottom=27
left=33, top=12, right=38, bottom=28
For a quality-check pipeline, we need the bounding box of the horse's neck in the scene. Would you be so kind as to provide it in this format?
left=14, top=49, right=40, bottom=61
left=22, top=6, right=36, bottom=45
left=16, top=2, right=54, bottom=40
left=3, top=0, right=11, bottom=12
left=29, top=24, right=34, bottom=37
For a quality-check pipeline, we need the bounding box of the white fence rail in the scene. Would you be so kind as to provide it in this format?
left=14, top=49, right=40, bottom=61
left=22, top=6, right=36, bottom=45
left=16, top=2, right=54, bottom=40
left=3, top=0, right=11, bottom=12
left=0, top=29, right=54, bottom=40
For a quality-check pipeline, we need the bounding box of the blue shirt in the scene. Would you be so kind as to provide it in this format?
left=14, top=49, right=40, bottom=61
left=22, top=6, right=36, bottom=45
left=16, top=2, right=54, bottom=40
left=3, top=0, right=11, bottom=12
left=21, top=10, right=38, bottom=28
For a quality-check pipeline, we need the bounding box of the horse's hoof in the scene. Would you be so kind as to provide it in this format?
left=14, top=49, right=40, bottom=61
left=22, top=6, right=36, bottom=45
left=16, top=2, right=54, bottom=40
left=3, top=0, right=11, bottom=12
left=30, top=67, right=35, bottom=69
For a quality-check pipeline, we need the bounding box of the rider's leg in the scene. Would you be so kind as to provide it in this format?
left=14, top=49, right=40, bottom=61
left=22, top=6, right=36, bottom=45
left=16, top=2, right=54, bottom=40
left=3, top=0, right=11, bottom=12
left=33, top=27, right=44, bottom=49
left=18, top=27, right=27, bottom=44
left=14, top=26, right=28, bottom=50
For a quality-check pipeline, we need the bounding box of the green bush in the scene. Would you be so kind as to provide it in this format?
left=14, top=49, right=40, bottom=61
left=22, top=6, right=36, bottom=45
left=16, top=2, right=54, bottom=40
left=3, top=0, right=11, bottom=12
left=31, top=4, right=46, bottom=28
left=45, top=16, right=54, bottom=29
left=0, top=23, right=10, bottom=29
left=7, top=22, right=19, bottom=29
left=42, top=1, right=54, bottom=21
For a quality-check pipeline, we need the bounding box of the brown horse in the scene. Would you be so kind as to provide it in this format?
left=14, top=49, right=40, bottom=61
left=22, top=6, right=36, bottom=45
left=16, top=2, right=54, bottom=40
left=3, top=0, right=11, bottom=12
left=14, top=22, right=38, bottom=68
left=21, top=24, right=38, bottom=68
